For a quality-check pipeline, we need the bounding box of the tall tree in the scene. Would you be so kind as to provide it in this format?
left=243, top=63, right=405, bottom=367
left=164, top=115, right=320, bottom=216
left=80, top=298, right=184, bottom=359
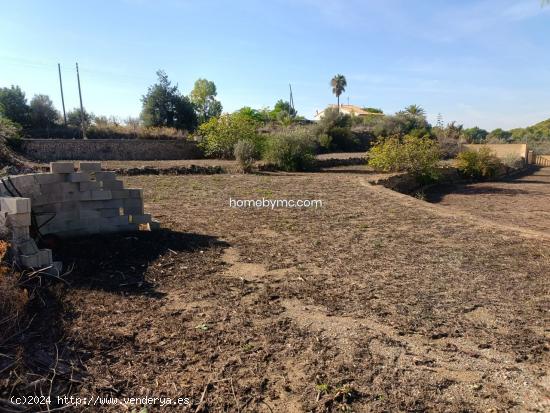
left=141, top=70, right=197, bottom=131
left=403, top=104, right=426, bottom=118
left=30, top=94, right=59, bottom=128
left=67, top=108, right=93, bottom=128
left=270, top=100, right=297, bottom=119
left=0, top=85, right=30, bottom=126
left=189, top=78, right=222, bottom=124
left=330, top=74, right=347, bottom=113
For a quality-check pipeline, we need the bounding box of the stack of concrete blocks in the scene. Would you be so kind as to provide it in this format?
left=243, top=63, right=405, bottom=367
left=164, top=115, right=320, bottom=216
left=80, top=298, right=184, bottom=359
left=0, top=161, right=159, bottom=270
left=0, top=197, right=60, bottom=271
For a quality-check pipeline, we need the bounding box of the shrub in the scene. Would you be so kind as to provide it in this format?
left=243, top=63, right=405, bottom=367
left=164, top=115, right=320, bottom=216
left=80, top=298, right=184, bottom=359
left=198, top=113, right=262, bottom=159
left=234, top=139, right=259, bottom=173
left=456, top=148, right=502, bottom=179
left=368, top=134, right=441, bottom=181
left=315, top=108, right=357, bottom=151
left=0, top=116, right=23, bottom=151
left=502, top=153, right=523, bottom=169
left=264, top=128, right=316, bottom=171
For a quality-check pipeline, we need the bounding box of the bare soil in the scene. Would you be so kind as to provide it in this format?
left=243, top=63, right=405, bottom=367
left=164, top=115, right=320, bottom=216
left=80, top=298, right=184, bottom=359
left=427, top=167, right=550, bottom=234
left=2, top=168, right=549, bottom=412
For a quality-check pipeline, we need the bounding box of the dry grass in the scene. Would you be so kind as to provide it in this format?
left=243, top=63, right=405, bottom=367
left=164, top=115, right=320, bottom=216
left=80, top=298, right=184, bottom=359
left=0, top=241, right=27, bottom=341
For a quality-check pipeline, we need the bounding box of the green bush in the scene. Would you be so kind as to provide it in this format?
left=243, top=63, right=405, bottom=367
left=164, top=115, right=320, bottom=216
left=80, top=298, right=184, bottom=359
left=0, top=116, right=22, bottom=149
left=456, top=148, right=503, bottom=179
left=198, top=113, right=262, bottom=159
left=264, top=128, right=316, bottom=171
left=368, top=134, right=441, bottom=181
left=234, top=139, right=259, bottom=173
left=315, top=108, right=359, bottom=151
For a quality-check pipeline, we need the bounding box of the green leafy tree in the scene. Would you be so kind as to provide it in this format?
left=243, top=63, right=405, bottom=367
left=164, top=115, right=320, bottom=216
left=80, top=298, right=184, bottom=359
left=264, top=128, right=316, bottom=171
left=362, top=107, right=383, bottom=114
left=29, top=94, right=59, bottom=128
left=330, top=74, right=347, bottom=112
left=141, top=70, right=197, bottom=131
left=486, top=128, right=512, bottom=143
left=270, top=100, right=297, bottom=119
left=190, top=78, right=223, bottom=124
left=67, top=108, right=93, bottom=129
left=198, top=112, right=262, bottom=158
left=236, top=106, right=266, bottom=123
left=0, top=86, right=30, bottom=126
left=456, top=148, right=502, bottom=179
left=368, top=134, right=441, bottom=182
left=463, top=126, right=489, bottom=143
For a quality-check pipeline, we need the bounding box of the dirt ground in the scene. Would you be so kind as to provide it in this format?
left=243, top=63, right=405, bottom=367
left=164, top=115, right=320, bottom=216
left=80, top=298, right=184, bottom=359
left=427, top=167, right=550, bottom=234
left=2, top=168, right=549, bottom=412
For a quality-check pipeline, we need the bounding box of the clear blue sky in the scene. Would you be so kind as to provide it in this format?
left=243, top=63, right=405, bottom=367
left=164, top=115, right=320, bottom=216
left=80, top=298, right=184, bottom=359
left=1, top=0, right=549, bottom=130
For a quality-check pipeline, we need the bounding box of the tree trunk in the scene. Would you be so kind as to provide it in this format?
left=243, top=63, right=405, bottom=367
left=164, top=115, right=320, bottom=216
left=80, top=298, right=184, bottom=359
left=337, top=95, right=340, bottom=113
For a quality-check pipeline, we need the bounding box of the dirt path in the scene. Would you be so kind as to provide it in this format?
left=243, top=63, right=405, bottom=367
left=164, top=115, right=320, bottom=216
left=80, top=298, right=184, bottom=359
left=428, top=167, right=550, bottom=234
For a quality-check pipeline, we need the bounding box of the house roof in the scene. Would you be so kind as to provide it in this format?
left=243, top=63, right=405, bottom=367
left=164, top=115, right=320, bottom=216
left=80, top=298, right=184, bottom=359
left=315, top=104, right=384, bottom=118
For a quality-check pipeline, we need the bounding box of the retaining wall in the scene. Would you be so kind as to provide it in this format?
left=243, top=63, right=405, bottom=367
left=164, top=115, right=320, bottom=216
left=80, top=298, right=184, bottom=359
left=20, top=139, right=203, bottom=161
left=460, top=143, right=528, bottom=161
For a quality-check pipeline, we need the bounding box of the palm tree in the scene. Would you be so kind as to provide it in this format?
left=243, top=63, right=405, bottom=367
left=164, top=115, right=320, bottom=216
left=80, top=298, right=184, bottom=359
left=330, top=74, right=347, bottom=112
left=404, top=104, right=426, bottom=117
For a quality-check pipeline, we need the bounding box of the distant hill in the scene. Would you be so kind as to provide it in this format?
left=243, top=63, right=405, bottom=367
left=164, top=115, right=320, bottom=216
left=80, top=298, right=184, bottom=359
left=510, top=118, right=550, bottom=140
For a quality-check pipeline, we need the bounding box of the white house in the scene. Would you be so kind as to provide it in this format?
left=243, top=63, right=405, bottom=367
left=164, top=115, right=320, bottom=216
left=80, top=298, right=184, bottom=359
left=314, top=104, right=383, bottom=121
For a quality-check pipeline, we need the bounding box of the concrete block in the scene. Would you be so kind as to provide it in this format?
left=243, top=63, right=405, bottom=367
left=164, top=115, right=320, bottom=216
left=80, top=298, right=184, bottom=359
left=17, top=239, right=39, bottom=255
left=20, top=250, right=52, bottom=268
left=34, top=173, right=66, bottom=185
left=100, top=208, right=120, bottom=218
left=20, top=254, right=40, bottom=268
left=101, top=180, right=124, bottom=190
left=91, top=190, right=112, bottom=201
left=123, top=198, right=143, bottom=208
left=11, top=226, right=30, bottom=243
left=149, top=220, right=161, bottom=230
left=79, top=181, right=101, bottom=191
left=78, top=191, right=93, bottom=201
left=78, top=162, right=102, bottom=172
left=50, top=162, right=75, bottom=174
left=120, top=223, right=141, bottom=232
left=38, top=249, right=53, bottom=265
left=54, top=201, right=80, bottom=212
left=0, top=197, right=31, bottom=214
left=10, top=174, right=36, bottom=188
left=6, top=212, right=31, bottom=228
left=39, top=183, right=64, bottom=196
left=105, top=215, right=129, bottom=226
left=80, top=209, right=101, bottom=220
left=62, top=191, right=82, bottom=203
left=111, top=190, right=130, bottom=199
left=68, top=172, right=91, bottom=183
left=129, top=214, right=151, bottom=224
left=93, top=171, right=116, bottom=181
left=128, top=189, right=143, bottom=199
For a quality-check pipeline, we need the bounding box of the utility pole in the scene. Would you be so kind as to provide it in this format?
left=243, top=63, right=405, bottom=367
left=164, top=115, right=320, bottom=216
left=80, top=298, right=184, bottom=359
left=289, top=83, right=295, bottom=117
left=58, top=63, right=67, bottom=126
left=76, top=62, right=86, bottom=139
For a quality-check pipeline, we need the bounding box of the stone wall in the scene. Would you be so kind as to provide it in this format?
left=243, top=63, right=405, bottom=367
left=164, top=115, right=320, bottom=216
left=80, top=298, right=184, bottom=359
left=20, top=139, right=203, bottom=161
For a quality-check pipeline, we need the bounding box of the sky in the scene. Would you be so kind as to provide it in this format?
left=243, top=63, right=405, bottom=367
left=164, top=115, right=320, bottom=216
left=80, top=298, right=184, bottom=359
left=0, top=0, right=549, bottom=130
